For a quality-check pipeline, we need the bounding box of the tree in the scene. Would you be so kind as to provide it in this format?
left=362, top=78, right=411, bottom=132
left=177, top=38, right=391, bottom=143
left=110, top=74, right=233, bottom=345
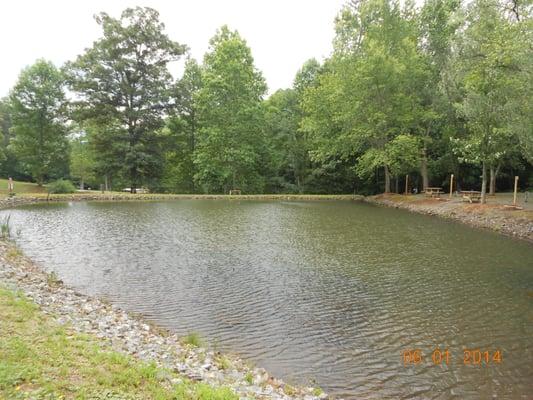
left=66, top=7, right=187, bottom=192
left=264, top=88, right=301, bottom=192
left=303, top=0, right=424, bottom=193
left=9, top=60, right=69, bottom=185
left=263, top=59, right=322, bottom=193
left=194, top=26, right=267, bottom=193
left=0, top=99, right=8, bottom=167
left=161, top=58, right=202, bottom=193
left=500, top=0, right=533, bottom=166
left=416, top=0, right=462, bottom=190
left=355, top=134, right=421, bottom=190
left=70, top=135, right=95, bottom=190
left=450, top=0, right=529, bottom=203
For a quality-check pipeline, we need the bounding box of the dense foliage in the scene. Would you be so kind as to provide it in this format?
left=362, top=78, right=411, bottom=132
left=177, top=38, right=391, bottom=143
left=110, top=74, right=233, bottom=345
left=65, top=7, right=187, bottom=192
left=1, top=1, right=531, bottom=198
left=47, top=179, right=76, bottom=194
left=7, top=60, right=69, bottom=185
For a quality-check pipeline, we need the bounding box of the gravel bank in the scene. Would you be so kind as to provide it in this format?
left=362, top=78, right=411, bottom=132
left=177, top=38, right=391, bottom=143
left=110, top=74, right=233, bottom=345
left=0, top=240, right=328, bottom=400
left=364, top=194, right=533, bottom=243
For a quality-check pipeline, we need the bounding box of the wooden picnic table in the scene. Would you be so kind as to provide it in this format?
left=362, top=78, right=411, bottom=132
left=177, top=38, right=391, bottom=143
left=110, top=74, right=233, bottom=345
left=461, top=190, right=482, bottom=203
left=425, top=187, right=444, bottom=198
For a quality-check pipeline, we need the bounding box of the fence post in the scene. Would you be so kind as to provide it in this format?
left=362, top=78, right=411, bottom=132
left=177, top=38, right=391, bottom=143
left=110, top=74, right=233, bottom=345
left=449, top=174, right=454, bottom=198
left=513, top=176, right=519, bottom=206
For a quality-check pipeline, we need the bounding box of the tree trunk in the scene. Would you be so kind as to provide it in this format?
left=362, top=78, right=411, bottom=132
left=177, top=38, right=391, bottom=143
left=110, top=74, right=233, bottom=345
left=190, top=117, right=196, bottom=193
left=489, top=164, right=500, bottom=196
left=489, top=166, right=495, bottom=196
left=131, top=166, right=137, bottom=194
left=104, top=175, right=109, bottom=192
left=38, top=113, right=44, bottom=187
left=420, top=146, right=429, bottom=191
left=79, top=178, right=84, bottom=191
left=384, top=165, right=391, bottom=193
left=481, top=161, right=487, bottom=204
left=395, top=175, right=399, bottom=193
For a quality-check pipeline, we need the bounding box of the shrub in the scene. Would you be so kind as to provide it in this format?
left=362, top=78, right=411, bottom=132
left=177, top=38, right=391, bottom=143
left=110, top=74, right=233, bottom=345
left=48, top=179, right=76, bottom=194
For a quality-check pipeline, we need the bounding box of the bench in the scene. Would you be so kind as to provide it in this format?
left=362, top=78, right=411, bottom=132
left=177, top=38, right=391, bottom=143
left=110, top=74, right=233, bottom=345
left=461, top=190, right=482, bottom=203
left=425, top=187, right=444, bottom=198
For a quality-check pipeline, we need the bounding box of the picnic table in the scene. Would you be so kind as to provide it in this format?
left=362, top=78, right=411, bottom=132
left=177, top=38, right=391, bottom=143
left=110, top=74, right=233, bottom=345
left=461, top=190, right=482, bottom=203
left=425, top=187, right=444, bottom=198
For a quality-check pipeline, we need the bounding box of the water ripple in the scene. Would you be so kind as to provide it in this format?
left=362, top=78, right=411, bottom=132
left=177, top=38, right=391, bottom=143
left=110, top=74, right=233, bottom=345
left=2, top=200, right=533, bottom=399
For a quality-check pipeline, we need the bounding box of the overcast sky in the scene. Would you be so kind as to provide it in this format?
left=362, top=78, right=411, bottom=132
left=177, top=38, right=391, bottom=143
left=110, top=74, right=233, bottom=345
left=1, top=0, right=347, bottom=97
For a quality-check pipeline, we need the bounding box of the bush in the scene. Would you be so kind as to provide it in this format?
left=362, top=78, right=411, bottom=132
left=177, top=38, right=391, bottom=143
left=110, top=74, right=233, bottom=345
left=47, top=179, right=76, bottom=194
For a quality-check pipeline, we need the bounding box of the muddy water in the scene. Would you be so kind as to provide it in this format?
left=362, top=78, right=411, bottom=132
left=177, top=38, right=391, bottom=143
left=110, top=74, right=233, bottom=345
left=4, top=200, right=533, bottom=399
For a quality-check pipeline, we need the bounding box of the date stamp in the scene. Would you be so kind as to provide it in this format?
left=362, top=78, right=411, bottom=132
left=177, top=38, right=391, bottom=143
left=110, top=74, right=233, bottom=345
left=403, top=348, right=502, bottom=366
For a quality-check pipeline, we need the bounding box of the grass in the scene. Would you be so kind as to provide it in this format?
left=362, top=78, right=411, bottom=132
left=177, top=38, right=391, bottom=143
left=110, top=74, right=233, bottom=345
left=0, top=287, right=238, bottom=400
left=182, top=332, right=203, bottom=348
left=214, top=354, right=232, bottom=371
left=0, top=178, right=47, bottom=196
left=1, top=215, right=10, bottom=239
left=243, top=372, right=253, bottom=385
left=283, top=384, right=296, bottom=396
left=5, top=246, right=22, bottom=261
left=46, top=271, right=62, bottom=287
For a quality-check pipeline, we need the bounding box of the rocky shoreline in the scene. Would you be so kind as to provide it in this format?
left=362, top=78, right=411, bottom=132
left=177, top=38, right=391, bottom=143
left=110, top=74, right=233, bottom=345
left=0, top=240, right=328, bottom=400
left=364, top=194, right=533, bottom=243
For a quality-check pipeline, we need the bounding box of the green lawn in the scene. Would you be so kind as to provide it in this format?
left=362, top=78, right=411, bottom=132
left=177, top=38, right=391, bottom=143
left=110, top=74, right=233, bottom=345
left=0, top=178, right=47, bottom=196
left=0, top=287, right=237, bottom=400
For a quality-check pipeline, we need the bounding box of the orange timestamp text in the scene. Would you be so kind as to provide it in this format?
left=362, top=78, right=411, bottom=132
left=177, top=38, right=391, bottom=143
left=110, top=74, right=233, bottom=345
left=403, top=348, right=502, bottom=366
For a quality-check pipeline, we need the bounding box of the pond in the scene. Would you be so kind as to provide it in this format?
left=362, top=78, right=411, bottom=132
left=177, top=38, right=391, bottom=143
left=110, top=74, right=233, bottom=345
left=3, top=200, right=533, bottom=399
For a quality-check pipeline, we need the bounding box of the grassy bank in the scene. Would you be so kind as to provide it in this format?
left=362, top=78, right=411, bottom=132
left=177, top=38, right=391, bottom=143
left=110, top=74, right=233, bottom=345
left=0, top=178, right=46, bottom=196
left=0, top=286, right=237, bottom=400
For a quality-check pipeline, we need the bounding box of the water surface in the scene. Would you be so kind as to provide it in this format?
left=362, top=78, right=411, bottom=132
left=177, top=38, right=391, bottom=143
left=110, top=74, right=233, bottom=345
left=3, top=200, right=533, bottom=399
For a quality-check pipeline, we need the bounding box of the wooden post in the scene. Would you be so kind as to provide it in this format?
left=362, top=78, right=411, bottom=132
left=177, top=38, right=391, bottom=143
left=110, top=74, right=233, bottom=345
left=405, top=175, right=409, bottom=195
left=449, top=174, right=454, bottom=198
left=513, top=176, right=519, bottom=205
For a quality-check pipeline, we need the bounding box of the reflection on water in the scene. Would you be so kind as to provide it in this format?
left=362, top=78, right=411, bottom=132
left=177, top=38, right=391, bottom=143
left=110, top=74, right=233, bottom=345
left=3, top=200, right=533, bottom=399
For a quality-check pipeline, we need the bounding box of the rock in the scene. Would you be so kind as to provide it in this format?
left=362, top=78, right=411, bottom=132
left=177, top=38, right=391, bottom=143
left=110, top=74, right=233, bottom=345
left=155, top=369, right=174, bottom=382
left=173, top=363, right=187, bottom=373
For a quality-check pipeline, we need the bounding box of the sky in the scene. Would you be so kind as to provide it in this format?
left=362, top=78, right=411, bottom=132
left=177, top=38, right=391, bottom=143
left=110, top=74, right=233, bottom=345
left=0, top=0, right=347, bottom=97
